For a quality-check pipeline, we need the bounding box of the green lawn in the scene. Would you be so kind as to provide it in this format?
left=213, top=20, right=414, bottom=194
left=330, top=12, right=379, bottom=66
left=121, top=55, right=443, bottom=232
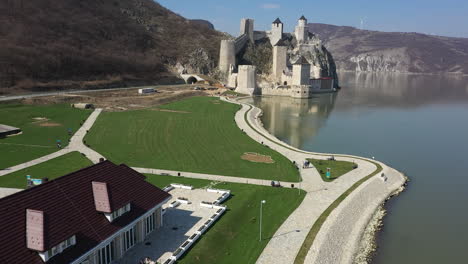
left=221, top=90, right=247, bottom=97
left=0, top=152, right=93, bottom=189
left=85, top=96, right=299, bottom=182
left=0, top=103, right=91, bottom=168
left=146, top=174, right=305, bottom=264
left=308, top=158, right=356, bottom=182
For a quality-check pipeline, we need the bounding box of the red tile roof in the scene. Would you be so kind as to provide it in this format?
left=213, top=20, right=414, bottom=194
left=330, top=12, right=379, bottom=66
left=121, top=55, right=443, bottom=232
left=0, top=161, right=171, bottom=264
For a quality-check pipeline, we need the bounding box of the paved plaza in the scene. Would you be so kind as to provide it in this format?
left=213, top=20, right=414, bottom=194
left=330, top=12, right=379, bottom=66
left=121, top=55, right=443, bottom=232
left=118, top=187, right=223, bottom=264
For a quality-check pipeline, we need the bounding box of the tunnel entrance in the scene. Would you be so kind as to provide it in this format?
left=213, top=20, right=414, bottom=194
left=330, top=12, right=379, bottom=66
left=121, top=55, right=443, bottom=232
left=187, top=76, right=198, bottom=84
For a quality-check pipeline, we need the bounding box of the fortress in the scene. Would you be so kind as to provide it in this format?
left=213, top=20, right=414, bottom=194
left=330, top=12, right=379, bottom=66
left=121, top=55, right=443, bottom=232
left=219, top=16, right=336, bottom=98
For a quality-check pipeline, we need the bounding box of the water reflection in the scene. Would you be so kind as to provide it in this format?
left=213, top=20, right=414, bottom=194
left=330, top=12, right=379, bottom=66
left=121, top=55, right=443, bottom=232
left=246, top=72, right=468, bottom=148
left=337, top=72, right=468, bottom=109
left=251, top=93, right=337, bottom=147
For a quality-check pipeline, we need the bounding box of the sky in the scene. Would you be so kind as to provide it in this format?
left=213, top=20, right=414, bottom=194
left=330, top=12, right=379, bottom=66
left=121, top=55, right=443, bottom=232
left=157, top=0, right=468, bottom=38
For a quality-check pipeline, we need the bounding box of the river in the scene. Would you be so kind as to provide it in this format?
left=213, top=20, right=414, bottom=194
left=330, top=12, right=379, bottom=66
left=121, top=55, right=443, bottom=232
left=243, top=72, right=468, bottom=263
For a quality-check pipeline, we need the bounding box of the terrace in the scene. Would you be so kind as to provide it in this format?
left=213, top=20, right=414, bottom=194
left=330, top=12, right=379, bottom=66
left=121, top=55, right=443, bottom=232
left=119, top=185, right=229, bottom=264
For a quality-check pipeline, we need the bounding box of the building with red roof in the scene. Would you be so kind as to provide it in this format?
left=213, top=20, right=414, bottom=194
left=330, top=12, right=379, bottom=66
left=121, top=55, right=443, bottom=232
left=0, top=161, right=171, bottom=264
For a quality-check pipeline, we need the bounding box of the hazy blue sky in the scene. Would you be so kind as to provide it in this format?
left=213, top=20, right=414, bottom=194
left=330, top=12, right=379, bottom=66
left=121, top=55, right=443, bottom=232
left=158, top=0, right=468, bottom=38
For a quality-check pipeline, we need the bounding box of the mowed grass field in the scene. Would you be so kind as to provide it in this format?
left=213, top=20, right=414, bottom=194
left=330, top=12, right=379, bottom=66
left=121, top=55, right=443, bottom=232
left=308, top=158, right=356, bottom=182
left=86, top=97, right=299, bottom=181
left=146, top=174, right=305, bottom=264
left=0, top=103, right=91, bottom=168
left=0, top=152, right=93, bottom=188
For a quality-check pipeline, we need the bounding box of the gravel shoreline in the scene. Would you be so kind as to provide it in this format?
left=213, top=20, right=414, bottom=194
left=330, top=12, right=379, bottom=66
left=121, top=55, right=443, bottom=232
left=354, top=175, right=409, bottom=264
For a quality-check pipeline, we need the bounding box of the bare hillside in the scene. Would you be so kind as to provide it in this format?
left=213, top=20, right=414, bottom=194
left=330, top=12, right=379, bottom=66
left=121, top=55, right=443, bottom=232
left=0, top=0, right=225, bottom=94
left=309, top=23, right=468, bottom=74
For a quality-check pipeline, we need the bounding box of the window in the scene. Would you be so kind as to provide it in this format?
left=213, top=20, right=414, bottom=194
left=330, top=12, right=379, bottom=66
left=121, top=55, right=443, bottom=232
left=145, top=213, right=155, bottom=235
left=45, top=235, right=76, bottom=261
left=109, top=203, right=131, bottom=221
left=123, top=226, right=136, bottom=251
left=97, top=241, right=114, bottom=264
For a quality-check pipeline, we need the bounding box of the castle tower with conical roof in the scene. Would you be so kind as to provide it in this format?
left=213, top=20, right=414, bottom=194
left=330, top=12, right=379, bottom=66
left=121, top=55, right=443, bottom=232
left=270, top=18, right=283, bottom=46
left=295, top=15, right=308, bottom=44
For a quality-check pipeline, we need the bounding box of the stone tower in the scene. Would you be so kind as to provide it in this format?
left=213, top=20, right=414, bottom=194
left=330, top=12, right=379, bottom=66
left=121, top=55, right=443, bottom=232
left=295, top=15, right=308, bottom=44
left=292, top=56, right=311, bottom=86
left=270, top=18, right=283, bottom=46
left=218, top=40, right=236, bottom=72
left=240, top=18, right=254, bottom=43
left=272, top=39, right=288, bottom=82
left=236, top=65, right=257, bottom=95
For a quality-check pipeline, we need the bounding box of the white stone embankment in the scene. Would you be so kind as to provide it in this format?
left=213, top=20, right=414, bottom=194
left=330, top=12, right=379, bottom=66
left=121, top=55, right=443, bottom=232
left=305, top=167, right=406, bottom=264
left=221, top=97, right=406, bottom=264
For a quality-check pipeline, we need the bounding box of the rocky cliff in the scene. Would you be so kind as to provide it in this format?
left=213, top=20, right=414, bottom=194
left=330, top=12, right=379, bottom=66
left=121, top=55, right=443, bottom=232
left=308, top=23, right=468, bottom=74
left=238, top=33, right=339, bottom=87
left=0, top=0, right=225, bottom=94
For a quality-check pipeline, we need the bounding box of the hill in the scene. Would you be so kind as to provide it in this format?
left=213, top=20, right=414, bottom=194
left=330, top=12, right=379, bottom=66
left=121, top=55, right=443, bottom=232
left=0, top=0, right=225, bottom=95
left=308, top=23, right=468, bottom=74
left=190, top=19, right=215, bottom=30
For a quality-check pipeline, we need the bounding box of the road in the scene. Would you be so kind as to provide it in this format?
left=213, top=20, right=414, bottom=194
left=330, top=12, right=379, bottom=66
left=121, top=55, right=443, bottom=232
left=0, top=84, right=190, bottom=102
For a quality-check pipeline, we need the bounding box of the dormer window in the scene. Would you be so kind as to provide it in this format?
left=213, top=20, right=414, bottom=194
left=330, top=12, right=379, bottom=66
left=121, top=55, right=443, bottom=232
left=106, top=203, right=131, bottom=222
left=40, top=235, right=76, bottom=262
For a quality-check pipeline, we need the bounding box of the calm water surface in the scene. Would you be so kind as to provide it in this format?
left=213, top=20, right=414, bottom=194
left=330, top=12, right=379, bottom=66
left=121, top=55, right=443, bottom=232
left=244, top=72, right=468, bottom=263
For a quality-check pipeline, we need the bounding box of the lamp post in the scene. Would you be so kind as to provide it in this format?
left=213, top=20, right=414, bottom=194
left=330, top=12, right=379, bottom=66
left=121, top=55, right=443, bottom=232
left=259, top=200, right=266, bottom=242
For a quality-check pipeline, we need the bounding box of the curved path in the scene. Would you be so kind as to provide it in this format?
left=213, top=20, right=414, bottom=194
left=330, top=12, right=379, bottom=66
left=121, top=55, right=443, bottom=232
left=220, top=97, right=406, bottom=264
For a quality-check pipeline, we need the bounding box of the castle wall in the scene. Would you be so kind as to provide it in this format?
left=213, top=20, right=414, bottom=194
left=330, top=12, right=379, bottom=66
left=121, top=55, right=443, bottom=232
left=261, top=86, right=293, bottom=97
left=310, top=79, right=335, bottom=92
left=227, top=73, right=238, bottom=88
left=310, top=79, right=321, bottom=90
left=291, top=85, right=311, bottom=98
left=219, top=40, right=236, bottom=72
left=292, top=64, right=311, bottom=85
left=254, top=31, right=267, bottom=41
left=236, top=65, right=257, bottom=95
left=272, top=46, right=288, bottom=82
left=281, top=73, right=293, bottom=86
left=240, top=19, right=254, bottom=42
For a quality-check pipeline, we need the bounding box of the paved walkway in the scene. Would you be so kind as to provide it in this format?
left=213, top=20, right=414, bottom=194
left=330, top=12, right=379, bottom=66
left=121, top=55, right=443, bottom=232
left=133, top=167, right=297, bottom=187
left=0, top=108, right=104, bottom=177
left=220, top=97, right=406, bottom=264
left=68, top=108, right=105, bottom=163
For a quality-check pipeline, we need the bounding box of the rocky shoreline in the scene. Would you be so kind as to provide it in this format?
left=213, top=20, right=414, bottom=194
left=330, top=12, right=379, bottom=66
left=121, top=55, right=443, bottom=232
left=353, top=175, right=408, bottom=264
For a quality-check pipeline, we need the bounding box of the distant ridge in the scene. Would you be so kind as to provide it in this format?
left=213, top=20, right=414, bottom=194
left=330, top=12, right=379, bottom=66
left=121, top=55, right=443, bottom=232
left=308, top=23, right=468, bottom=74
